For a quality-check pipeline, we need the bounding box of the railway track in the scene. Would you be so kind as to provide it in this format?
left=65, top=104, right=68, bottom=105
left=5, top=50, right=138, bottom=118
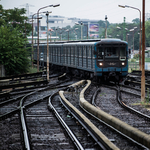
left=25, top=89, right=76, bottom=150
left=56, top=81, right=118, bottom=150
left=0, top=74, right=75, bottom=149
left=1, top=72, right=150, bottom=149
left=0, top=72, right=64, bottom=94
left=93, top=84, right=150, bottom=149
left=123, top=70, right=150, bottom=88
left=62, top=81, right=149, bottom=149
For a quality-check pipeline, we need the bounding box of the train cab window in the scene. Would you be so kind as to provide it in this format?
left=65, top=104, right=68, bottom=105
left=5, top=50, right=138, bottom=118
left=104, top=47, right=119, bottom=59
left=97, top=47, right=104, bottom=59
left=120, top=47, right=126, bottom=61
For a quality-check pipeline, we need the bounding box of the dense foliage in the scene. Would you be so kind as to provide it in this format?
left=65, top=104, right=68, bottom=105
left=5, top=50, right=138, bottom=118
left=0, top=26, right=30, bottom=75
left=103, top=19, right=150, bottom=49
left=145, top=20, right=150, bottom=47
left=0, top=5, right=32, bottom=76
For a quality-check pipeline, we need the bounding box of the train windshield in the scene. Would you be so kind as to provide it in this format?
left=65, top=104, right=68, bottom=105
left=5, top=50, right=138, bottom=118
left=105, top=47, right=119, bottom=58
left=104, top=47, right=126, bottom=60
left=97, top=46, right=126, bottom=60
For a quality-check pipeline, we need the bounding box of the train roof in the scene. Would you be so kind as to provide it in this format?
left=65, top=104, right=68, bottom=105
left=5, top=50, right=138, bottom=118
left=33, top=38, right=127, bottom=46
left=97, top=38, right=127, bottom=45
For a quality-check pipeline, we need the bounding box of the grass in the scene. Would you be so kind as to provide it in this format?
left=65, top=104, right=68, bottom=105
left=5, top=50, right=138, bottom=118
left=145, top=57, right=150, bottom=62
left=131, top=101, right=150, bottom=109
left=28, top=67, right=38, bottom=73
left=28, top=67, right=43, bottom=74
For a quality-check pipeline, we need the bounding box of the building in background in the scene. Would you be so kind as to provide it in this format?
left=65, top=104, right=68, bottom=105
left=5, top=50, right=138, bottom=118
left=29, top=14, right=99, bottom=39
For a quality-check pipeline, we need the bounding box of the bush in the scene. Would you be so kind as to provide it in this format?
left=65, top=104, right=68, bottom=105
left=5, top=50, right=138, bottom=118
left=131, top=58, right=136, bottom=62
left=133, top=53, right=139, bottom=59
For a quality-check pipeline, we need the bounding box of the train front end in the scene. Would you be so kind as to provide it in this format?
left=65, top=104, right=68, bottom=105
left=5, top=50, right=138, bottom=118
left=94, top=39, right=128, bottom=82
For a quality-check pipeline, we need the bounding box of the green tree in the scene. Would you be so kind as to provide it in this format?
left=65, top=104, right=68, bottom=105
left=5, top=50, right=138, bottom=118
left=0, top=5, right=31, bottom=37
left=145, top=20, right=150, bottom=47
left=132, top=18, right=140, bottom=24
left=0, top=26, right=30, bottom=75
left=0, top=5, right=32, bottom=76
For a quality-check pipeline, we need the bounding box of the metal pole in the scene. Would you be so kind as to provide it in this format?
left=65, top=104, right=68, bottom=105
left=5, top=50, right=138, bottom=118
left=133, top=31, right=134, bottom=52
left=31, top=13, right=38, bottom=69
left=105, top=15, right=107, bottom=38
left=141, top=0, right=145, bottom=101
left=37, top=10, right=40, bottom=72
left=32, top=16, right=34, bottom=68
left=46, top=12, right=49, bottom=81
left=139, top=11, right=142, bottom=70
left=37, top=5, right=55, bottom=72
left=118, top=5, right=142, bottom=70
left=123, top=17, right=126, bottom=41
left=81, top=21, right=83, bottom=40
left=31, top=13, right=43, bottom=69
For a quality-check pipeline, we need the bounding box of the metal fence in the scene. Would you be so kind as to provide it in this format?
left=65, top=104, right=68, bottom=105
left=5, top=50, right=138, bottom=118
left=128, top=62, right=140, bottom=71
left=128, top=62, right=150, bottom=72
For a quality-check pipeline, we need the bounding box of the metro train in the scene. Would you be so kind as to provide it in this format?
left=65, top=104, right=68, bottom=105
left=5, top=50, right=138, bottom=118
left=33, top=38, right=128, bottom=82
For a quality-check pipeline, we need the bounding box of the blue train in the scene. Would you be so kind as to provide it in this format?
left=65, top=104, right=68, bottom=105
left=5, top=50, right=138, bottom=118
left=33, top=38, right=128, bottom=82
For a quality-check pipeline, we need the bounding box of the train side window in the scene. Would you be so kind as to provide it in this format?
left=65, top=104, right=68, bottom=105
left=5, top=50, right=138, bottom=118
left=71, top=46, right=74, bottom=56
left=83, top=46, right=86, bottom=57
left=74, top=46, right=76, bottom=56
left=68, top=47, right=70, bottom=55
left=88, top=46, right=91, bottom=57
left=79, top=46, right=82, bottom=56
left=92, top=46, right=94, bottom=58
left=66, top=47, right=68, bottom=56
left=77, top=46, right=79, bottom=56
left=56, top=47, right=57, bottom=55
left=86, top=46, right=88, bottom=57
left=64, top=47, right=66, bottom=56
left=58, top=47, right=59, bottom=55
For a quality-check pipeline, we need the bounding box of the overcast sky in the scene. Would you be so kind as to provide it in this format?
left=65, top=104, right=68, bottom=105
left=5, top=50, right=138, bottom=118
left=1, top=0, right=150, bottom=23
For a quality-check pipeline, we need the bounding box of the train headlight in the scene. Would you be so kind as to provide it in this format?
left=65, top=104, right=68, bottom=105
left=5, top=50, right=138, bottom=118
left=122, top=62, right=125, bottom=65
left=99, top=63, right=103, bottom=66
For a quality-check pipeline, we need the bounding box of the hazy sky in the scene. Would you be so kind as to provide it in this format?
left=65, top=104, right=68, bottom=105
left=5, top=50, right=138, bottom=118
left=1, top=0, right=150, bottom=23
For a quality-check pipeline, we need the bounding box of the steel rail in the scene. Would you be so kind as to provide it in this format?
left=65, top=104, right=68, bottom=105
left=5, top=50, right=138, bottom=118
left=48, top=92, right=84, bottom=150
left=61, top=95, right=108, bottom=150
left=117, top=87, right=150, bottom=120
left=88, top=84, right=149, bottom=149
left=19, top=91, right=36, bottom=150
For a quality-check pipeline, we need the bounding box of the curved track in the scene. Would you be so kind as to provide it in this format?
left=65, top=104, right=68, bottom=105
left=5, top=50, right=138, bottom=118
left=1, top=74, right=150, bottom=149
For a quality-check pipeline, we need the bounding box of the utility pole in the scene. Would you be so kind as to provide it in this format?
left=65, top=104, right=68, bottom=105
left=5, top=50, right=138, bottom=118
left=46, top=11, right=49, bottom=81
left=105, top=15, right=107, bottom=38
left=123, top=17, right=126, bottom=41
left=81, top=21, right=83, bottom=40
left=141, top=0, right=145, bottom=101
left=118, top=4, right=142, bottom=70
